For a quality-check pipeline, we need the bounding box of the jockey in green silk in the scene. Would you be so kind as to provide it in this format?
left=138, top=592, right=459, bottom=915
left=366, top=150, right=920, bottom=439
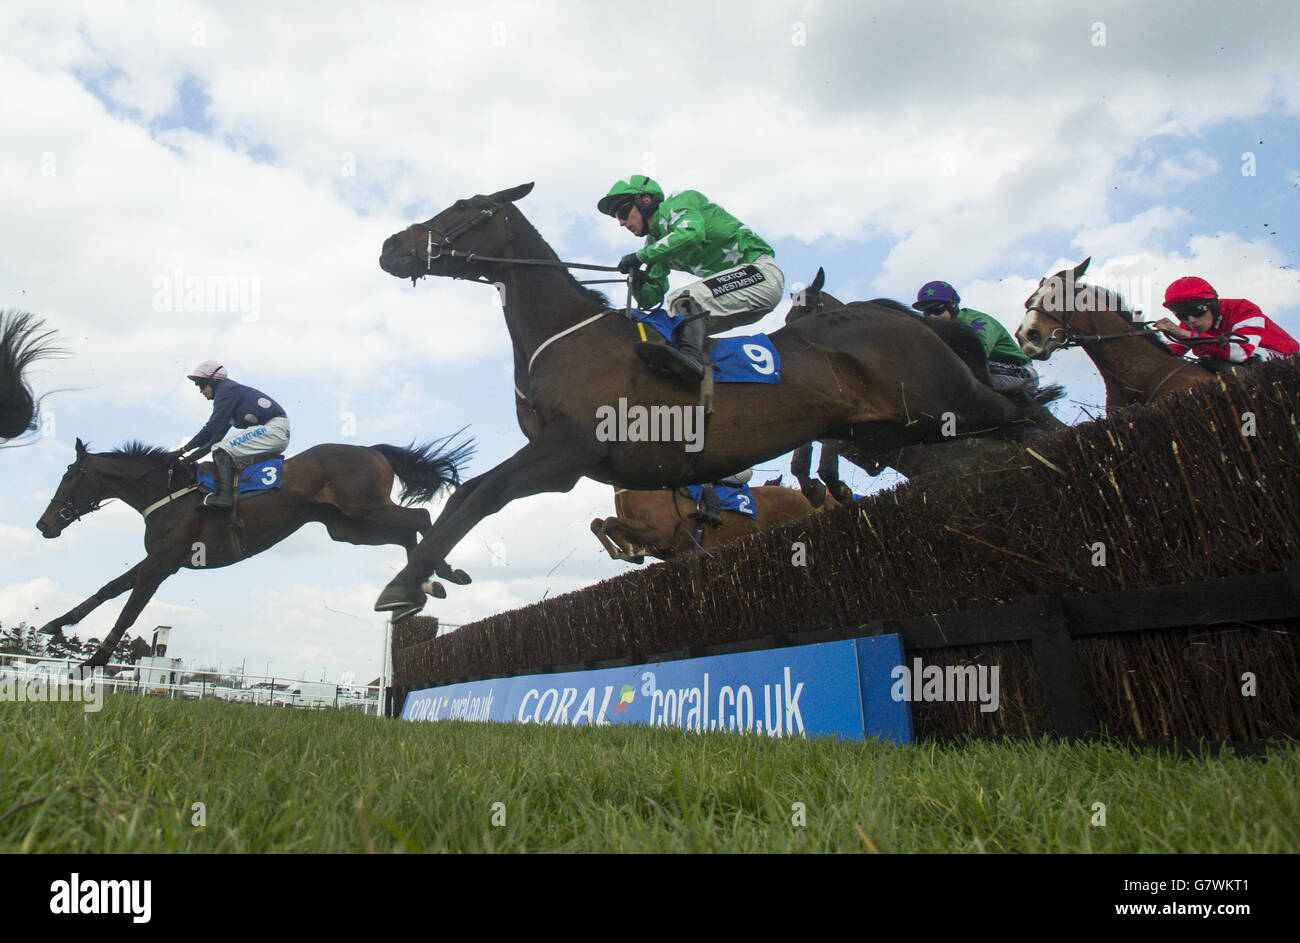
left=599, top=175, right=784, bottom=388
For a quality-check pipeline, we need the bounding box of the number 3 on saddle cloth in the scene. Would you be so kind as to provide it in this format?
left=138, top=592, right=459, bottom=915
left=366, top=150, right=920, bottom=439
left=633, top=309, right=781, bottom=384
left=195, top=458, right=284, bottom=500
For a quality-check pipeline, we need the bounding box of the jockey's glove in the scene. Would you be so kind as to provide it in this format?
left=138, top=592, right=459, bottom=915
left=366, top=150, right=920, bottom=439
left=617, top=252, right=643, bottom=274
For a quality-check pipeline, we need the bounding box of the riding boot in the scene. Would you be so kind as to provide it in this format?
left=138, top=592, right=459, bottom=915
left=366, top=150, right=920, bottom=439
left=689, top=483, right=724, bottom=527
left=635, top=309, right=708, bottom=385
left=202, top=450, right=236, bottom=510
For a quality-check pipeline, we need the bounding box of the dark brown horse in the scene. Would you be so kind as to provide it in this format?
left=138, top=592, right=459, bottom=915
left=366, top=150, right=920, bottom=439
left=372, top=183, right=1051, bottom=620
left=35, top=437, right=471, bottom=666
left=1, top=310, right=60, bottom=441
left=786, top=268, right=1067, bottom=496
left=590, top=482, right=830, bottom=564
left=1016, top=257, right=1217, bottom=408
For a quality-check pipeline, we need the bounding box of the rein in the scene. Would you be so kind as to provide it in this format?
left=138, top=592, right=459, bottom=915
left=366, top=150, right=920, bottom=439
left=409, top=196, right=638, bottom=402
left=410, top=197, right=624, bottom=283
left=54, top=456, right=193, bottom=524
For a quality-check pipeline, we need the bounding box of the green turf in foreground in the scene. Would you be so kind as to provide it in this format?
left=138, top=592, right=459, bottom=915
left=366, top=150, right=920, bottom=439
left=1, top=696, right=1295, bottom=853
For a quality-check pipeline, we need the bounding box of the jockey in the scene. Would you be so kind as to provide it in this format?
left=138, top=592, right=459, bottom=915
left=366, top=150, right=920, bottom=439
left=913, top=281, right=1040, bottom=393
left=598, top=175, right=784, bottom=387
left=178, top=361, right=290, bottom=510
left=1152, top=277, right=1298, bottom=370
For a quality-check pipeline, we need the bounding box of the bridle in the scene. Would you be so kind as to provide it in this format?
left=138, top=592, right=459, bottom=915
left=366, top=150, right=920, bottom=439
left=408, top=197, right=509, bottom=283
left=50, top=455, right=190, bottom=525
left=1023, top=284, right=1155, bottom=350
left=50, top=462, right=103, bottom=524
left=407, top=197, right=624, bottom=286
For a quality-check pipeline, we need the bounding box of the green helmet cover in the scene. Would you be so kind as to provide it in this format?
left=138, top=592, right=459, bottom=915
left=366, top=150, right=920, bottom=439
left=597, top=175, right=665, bottom=216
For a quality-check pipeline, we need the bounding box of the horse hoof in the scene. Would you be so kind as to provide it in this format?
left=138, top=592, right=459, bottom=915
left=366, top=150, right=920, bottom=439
left=374, top=585, right=425, bottom=622
left=420, top=580, right=447, bottom=599
left=435, top=561, right=472, bottom=585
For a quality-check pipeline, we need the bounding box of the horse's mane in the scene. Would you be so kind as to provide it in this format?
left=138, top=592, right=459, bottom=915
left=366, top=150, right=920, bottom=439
left=1083, top=283, right=1172, bottom=355
left=110, top=441, right=173, bottom=462
left=503, top=205, right=610, bottom=310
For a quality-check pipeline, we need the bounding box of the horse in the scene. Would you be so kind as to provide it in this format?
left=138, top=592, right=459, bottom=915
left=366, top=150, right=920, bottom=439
left=590, top=481, right=831, bottom=564
left=1016, top=257, right=1217, bottom=408
left=372, top=183, right=1054, bottom=621
left=786, top=268, right=1067, bottom=497
left=1, top=310, right=61, bottom=441
left=35, top=437, right=472, bottom=667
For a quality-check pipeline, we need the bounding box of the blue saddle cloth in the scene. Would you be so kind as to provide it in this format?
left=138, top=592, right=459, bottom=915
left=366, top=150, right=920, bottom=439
left=683, top=484, right=757, bottom=519
left=634, top=309, right=780, bottom=384
left=196, top=458, right=284, bottom=496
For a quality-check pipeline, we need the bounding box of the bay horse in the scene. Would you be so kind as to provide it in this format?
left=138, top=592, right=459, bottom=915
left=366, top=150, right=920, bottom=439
left=786, top=268, right=1067, bottom=496
left=1, top=310, right=61, bottom=441
left=372, top=183, right=1052, bottom=620
left=590, top=482, right=830, bottom=564
left=1016, top=257, right=1217, bottom=408
left=35, top=437, right=471, bottom=667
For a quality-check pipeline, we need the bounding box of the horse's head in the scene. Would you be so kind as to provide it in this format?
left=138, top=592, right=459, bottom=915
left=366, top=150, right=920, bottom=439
left=37, top=438, right=105, bottom=538
left=378, top=182, right=535, bottom=283
left=1016, top=257, right=1096, bottom=360
left=786, top=268, right=849, bottom=324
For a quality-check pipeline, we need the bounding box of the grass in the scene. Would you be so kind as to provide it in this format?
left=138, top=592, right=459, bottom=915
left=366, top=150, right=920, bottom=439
left=2, top=695, right=1296, bottom=853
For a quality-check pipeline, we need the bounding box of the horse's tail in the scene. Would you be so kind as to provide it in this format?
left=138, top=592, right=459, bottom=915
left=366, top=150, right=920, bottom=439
left=370, top=432, right=475, bottom=505
left=0, top=310, right=61, bottom=441
left=1033, top=382, right=1067, bottom=407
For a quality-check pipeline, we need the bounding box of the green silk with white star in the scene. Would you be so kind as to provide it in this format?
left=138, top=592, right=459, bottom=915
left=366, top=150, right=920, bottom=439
left=631, top=190, right=775, bottom=308
left=955, top=308, right=1032, bottom=364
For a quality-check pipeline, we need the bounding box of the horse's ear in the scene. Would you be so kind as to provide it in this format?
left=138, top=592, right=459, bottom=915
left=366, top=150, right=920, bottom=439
left=1073, top=257, right=1091, bottom=279
left=75, top=437, right=86, bottom=456
left=811, top=268, right=825, bottom=292
left=490, top=182, right=534, bottom=204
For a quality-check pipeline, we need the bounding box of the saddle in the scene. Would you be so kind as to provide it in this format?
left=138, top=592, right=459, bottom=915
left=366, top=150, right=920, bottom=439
left=193, top=454, right=286, bottom=557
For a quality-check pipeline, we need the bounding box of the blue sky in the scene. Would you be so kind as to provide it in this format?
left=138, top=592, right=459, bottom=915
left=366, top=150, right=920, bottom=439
left=2, top=1, right=1297, bottom=682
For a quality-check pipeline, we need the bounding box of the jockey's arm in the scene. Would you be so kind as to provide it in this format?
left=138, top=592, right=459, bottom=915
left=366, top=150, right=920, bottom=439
left=181, top=387, right=236, bottom=455
left=631, top=261, right=672, bottom=309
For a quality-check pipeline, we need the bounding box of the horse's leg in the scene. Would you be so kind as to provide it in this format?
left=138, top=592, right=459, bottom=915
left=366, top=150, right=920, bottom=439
left=590, top=518, right=641, bottom=562
left=790, top=442, right=828, bottom=506
left=313, top=505, right=450, bottom=600
left=37, top=561, right=145, bottom=638
left=81, top=555, right=185, bottom=668
left=817, top=441, right=853, bottom=503
left=375, top=434, right=592, bottom=619
left=594, top=516, right=658, bottom=563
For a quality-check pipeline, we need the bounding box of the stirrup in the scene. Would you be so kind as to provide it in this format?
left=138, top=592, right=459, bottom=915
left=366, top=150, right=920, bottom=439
left=634, top=341, right=705, bottom=384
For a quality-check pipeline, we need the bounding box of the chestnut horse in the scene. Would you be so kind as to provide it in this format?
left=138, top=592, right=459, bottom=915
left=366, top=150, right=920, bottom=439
left=591, top=481, right=829, bottom=564
left=1016, top=257, right=1217, bottom=408
left=373, top=183, right=1052, bottom=620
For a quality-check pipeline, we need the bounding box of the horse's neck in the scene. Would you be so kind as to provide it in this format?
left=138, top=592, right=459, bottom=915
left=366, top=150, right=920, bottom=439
left=97, top=460, right=170, bottom=513
left=1077, top=312, right=1180, bottom=407
left=495, top=210, right=609, bottom=391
